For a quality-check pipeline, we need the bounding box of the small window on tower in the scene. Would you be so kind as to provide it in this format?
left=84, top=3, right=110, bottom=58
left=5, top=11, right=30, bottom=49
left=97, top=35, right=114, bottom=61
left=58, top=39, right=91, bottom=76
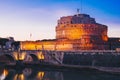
left=62, top=30, right=65, bottom=35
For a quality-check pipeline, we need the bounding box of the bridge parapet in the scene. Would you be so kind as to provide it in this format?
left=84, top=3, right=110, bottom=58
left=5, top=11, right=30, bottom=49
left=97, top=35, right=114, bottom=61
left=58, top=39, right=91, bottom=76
left=0, top=50, right=120, bottom=65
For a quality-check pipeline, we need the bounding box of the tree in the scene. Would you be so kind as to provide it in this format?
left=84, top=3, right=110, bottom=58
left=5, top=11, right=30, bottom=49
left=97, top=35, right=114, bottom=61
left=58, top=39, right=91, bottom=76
left=0, top=38, right=9, bottom=50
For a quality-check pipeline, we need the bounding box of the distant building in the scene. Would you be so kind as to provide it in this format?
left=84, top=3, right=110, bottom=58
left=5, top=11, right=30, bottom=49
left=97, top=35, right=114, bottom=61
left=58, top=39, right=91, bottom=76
left=0, top=38, right=9, bottom=50
left=20, top=13, right=112, bottom=51
left=0, top=37, right=15, bottom=51
left=7, top=37, right=14, bottom=42
left=5, top=37, right=14, bottom=50
left=108, top=38, right=120, bottom=50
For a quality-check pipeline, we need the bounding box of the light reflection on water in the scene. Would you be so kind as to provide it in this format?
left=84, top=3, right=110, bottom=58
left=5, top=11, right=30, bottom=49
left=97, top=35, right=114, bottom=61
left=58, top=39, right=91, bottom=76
left=0, top=67, right=120, bottom=80
left=0, top=69, right=8, bottom=80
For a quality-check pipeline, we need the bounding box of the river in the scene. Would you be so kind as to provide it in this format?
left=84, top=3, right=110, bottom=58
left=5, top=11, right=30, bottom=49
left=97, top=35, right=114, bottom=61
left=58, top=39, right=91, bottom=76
left=0, top=66, right=120, bottom=80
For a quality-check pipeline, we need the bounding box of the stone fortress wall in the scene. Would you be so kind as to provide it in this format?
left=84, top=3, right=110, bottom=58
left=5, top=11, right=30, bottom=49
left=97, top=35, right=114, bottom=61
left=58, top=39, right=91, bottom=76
left=21, top=14, right=110, bottom=50
left=56, top=14, right=108, bottom=50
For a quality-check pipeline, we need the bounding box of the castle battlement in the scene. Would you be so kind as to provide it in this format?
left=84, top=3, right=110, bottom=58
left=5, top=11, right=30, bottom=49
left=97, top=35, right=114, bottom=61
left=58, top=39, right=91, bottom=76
left=21, top=13, right=109, bottom=50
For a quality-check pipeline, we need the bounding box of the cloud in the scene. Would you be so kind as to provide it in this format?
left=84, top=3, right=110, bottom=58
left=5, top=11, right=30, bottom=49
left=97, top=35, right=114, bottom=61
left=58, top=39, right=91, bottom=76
left=0, top=0, right=120, bottom=41
left=108, top=23, right=120, bottom=37
left=0, top=2, right=73, bottom=40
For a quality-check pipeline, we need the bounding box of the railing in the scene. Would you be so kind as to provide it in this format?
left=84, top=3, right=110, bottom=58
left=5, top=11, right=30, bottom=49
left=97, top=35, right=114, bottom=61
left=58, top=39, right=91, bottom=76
left=0, top=50, right=120, bottom=65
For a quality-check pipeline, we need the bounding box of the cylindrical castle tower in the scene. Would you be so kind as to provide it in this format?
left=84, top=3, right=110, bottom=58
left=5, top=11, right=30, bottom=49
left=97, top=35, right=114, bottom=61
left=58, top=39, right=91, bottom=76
left=56, top=14, right=108, bottom=50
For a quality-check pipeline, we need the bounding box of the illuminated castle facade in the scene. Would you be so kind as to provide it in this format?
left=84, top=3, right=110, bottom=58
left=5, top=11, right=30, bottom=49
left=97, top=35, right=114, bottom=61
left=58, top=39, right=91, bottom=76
left=20, top=13, right=109, bottom=50
left=56, top=14, right=108, bottom=50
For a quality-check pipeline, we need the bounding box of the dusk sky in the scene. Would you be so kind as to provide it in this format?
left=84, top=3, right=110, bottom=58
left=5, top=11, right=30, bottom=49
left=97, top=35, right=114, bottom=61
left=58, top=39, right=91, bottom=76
left=0, top=0, right=120, bottom=41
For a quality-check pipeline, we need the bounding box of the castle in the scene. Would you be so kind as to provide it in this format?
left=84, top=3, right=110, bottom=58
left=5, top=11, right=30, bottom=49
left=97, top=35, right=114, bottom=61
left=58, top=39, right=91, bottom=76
left=20, top=13, right=118, bottom=51
left=56, top=14, right=108, bottom=50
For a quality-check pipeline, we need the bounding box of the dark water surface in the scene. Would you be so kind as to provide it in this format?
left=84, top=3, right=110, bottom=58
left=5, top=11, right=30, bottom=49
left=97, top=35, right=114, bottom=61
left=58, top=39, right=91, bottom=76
left=0, top=66, right=120, bottom=80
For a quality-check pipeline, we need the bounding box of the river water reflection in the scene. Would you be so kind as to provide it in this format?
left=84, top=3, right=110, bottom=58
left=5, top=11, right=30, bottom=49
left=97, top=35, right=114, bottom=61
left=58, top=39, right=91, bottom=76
left=0, top=67, right=120, bottom=80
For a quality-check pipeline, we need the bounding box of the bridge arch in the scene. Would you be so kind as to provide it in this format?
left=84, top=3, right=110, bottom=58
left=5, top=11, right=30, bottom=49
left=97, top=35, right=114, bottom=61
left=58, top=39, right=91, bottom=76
left=4, top=54, right=16, bottom=62
left=28, top=54, right=39, bottom=62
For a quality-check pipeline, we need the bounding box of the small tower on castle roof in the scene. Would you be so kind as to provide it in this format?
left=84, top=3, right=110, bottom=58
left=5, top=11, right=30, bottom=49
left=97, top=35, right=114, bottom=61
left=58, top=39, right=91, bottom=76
left=77, top=9, right=80, bottom=14
left=77, top=9, right=80, bottom=16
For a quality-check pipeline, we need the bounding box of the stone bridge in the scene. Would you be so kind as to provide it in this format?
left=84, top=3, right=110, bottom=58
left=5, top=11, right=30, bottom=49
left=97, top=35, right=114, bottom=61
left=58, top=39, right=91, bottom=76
left=0, top=50, right=64, bottom=64
left=1, top=50, right=120, bottom=67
